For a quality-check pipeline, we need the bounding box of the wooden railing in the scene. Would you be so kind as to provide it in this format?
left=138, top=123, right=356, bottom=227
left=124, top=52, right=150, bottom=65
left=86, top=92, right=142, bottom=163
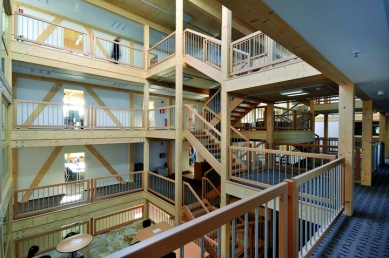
left=182, top=182, right=209, bottom=218
left=14, top=220, right=91, bottom=258
left=230, top=146, right=336, bottom=189
left=184, top=28, right=222, bottom=70
left=93, top=35, right=144, bottom=68
left=237, top=106, right=267, bottom=130
left=286, top=158, right=345, bottom=257
left=148, top=31, right=176, bottom=68
left=93, top=172, right=143, bottom=202
left=93, top=205, right=144, bottom=235
left=147, top=171, right=175, bottom=204
left=148, top=202, right=175, bottom=227
left=274, top=106, right=312, bottom=130
left=14, top=100, right=145, bottom=130
left=106, top=182, right=289, bottom=258
left=14, top=12, right=91, bottom=56
left=13, top=172, right=143, bottom=219
left=14, top=99, right=92, bottom=130
left=148, top=105, right=175, bottom=130
left=230, top=31, right=298, bottom=76
left=93, top=106, right=144, bottom=130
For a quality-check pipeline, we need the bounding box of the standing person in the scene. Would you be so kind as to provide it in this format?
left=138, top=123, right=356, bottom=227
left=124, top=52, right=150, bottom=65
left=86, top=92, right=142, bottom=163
left=111, top=36, right=121, bottom=64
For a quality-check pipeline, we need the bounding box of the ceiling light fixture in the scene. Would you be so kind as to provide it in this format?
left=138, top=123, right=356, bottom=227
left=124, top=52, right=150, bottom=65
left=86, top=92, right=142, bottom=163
left=279, top=88, right=309, bottom=96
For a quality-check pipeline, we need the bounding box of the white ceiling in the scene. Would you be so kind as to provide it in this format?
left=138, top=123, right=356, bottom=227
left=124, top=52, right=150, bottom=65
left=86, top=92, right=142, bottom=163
left=16, top=0, right=167, bottom=45
left=262, top=0, right=389, bottom=113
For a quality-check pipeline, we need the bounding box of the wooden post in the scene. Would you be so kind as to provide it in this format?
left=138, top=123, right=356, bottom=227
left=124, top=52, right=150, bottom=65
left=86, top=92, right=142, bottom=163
left=144, top=25, right=150, bottom=70
left=221, top=6, right=232, bottom=258
left=129, top=92, right=135, bottom=182
left=386, top=116, right=389, bottom=158
left=323, top=114, right=329, bottom=153
left=143, top=138, right=150, bottom=196
left=167, top=141, right=173, bottom=175
left=379, top=112, right=386, bottom=163
left=174, top=0, right=183, bottom=227
left=284, top=179, right=298, bottom=258
left=310, top=100, right=315, bottom=133
left=338, top=84, right=355, bottom=216
left=144, top=80, right=150, bottom=130
left=362, top=100, right=373, bottom=186
left=266, top=103, right=274, bottom=169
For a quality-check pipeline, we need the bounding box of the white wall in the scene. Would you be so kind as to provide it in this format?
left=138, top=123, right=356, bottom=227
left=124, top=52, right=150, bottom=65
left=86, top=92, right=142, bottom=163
left=315, top=121, right=339, bottom=138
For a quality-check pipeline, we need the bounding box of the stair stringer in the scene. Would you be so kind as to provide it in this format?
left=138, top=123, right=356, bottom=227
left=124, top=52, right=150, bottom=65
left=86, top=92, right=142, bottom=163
left=184, top=54, right=222, bottom=83
left=184, top=130, right=221, bottom=175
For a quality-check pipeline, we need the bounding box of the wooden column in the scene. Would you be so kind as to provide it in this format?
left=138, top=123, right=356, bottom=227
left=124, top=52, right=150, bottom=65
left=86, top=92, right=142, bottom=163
left=310, top=100, right=315, bottom=133
left=361, top=100, right=373, bottom=186
left=386, top=116, right=389, bottom=158
left=143, top=138, right=150, bottom=220
left=174, top=0, right=183, bottom=226
left=221, top=6, right=232, bottom=258
left=167, top=141, right=173, bottom=175
left=129, top=92, right=135, bottom=181
left=266, top=103, right=274, bottom=168
left=379, top=112, right=386, bottom=162
left=338, top=84, right=355, bottom=216
left=144, top=25, right=150, bottom=70
left=144, top=80, right=150, bottom=130
left=323, top=114, right=329, bottom=153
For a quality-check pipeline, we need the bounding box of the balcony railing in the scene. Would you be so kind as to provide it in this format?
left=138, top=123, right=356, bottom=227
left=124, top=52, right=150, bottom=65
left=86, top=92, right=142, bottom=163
left=93, top=35, right=144, bottom=68
left=147, top=171, right=175, bottom=204
left=13, top=171, right=143, bottom=219
left=14, top=100, right=151, bottom=130
left=148, top=105, right=175, bottom=130
left=15, top=12, right=91, bottom=56
left=184, top=28, right=222, bottom=70
left=94, top=106, right=144, bottom=130
left=14, top=99, right=92, bottom=130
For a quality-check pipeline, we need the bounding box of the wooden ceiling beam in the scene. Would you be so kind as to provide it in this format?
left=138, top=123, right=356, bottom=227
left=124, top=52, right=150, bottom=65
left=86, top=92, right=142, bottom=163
left=216, top=0, right=370, bottom=101
left=82, top=0, right=174, bottom=35
left=189, top=0, right=257, bottom=36
left=148, top=79, right=210, bottom=95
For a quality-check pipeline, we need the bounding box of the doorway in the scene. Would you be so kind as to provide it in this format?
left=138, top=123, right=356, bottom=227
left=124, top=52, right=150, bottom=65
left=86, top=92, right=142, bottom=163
left=63, top=89, right=84, bottom=126
left=64, top=152, right=85, bottom=182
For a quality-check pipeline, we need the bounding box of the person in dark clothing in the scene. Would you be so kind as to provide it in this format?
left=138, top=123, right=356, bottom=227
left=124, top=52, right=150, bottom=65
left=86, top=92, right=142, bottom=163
left=111, top=36, right=121, bottom=63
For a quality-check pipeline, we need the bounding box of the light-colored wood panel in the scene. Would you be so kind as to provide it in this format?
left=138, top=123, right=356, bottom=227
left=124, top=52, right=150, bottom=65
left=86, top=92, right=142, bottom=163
left=145, top=130, right=176, bottom=139
left=362, top=100, right=373, bottom=186
left=184, top=55, right=221, bottom=83
left=225, top=181, right=259, bottom=199
left=145, top=55, right=176, bottom=78
left=21, top=146, right=63, bottom=202
left=143, top=189, right=175, bottom=216
left=338, top=84, right=355, bottom=216
left=84, top=145, right=125, bottom=184
left=11, top=137, right=145, bottom=148
left=11, top=130, right=147, bottom=140
left=226, top=60, right=321, bottom=92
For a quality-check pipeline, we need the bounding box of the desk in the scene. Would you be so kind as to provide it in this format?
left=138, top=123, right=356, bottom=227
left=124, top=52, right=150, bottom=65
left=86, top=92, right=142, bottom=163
left=136, top=222, right=209, bottom=258
left=56, top=233, right=93, bottom=258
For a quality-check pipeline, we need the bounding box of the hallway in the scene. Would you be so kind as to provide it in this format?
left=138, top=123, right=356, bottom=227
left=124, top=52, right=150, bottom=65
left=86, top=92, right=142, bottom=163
left=312, top=164, right=389, bottom=257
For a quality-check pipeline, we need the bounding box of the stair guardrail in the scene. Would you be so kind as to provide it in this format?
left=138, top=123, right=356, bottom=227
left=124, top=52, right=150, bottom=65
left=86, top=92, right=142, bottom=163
left=148, top=31, right=176, bottom=68
left=184, top=28, right=222, bottom=70
left=182, top=181, right=209, bottom=218
left=147, top=171, right=175, bottom=204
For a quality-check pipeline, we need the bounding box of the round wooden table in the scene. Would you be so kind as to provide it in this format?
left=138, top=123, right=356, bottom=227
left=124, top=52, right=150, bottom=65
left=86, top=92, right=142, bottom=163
left=56, top=233, right=93, bottom=258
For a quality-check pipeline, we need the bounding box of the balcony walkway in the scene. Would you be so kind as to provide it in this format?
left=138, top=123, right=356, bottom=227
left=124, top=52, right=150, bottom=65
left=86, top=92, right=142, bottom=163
left=311, top=164, right=389, bottom=257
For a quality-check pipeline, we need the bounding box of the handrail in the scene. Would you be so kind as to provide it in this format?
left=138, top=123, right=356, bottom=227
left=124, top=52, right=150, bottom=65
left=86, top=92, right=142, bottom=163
left=147, top=171, right=175, bottom=204
left=183, top=181, right=209, bottom=214
left=231, top=146, right=337, bottom=160
left=148, top=105, right=175, bottom=111
left=205, top=88, right=221, bottom=107
left=148, top=31, right=176, bottom=52
left=202, top=178, right=221, bottom=197
left=183, top=28, right=222, bottom=44
left=184, top=104, right=222, bottom=137
left=15, top=12, right=90, bottom=55
left=231, top=30, right=264, bottom=45
left=107, top=182, right=288, bottom=257
left=15, top=12, right=87, bottom=35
